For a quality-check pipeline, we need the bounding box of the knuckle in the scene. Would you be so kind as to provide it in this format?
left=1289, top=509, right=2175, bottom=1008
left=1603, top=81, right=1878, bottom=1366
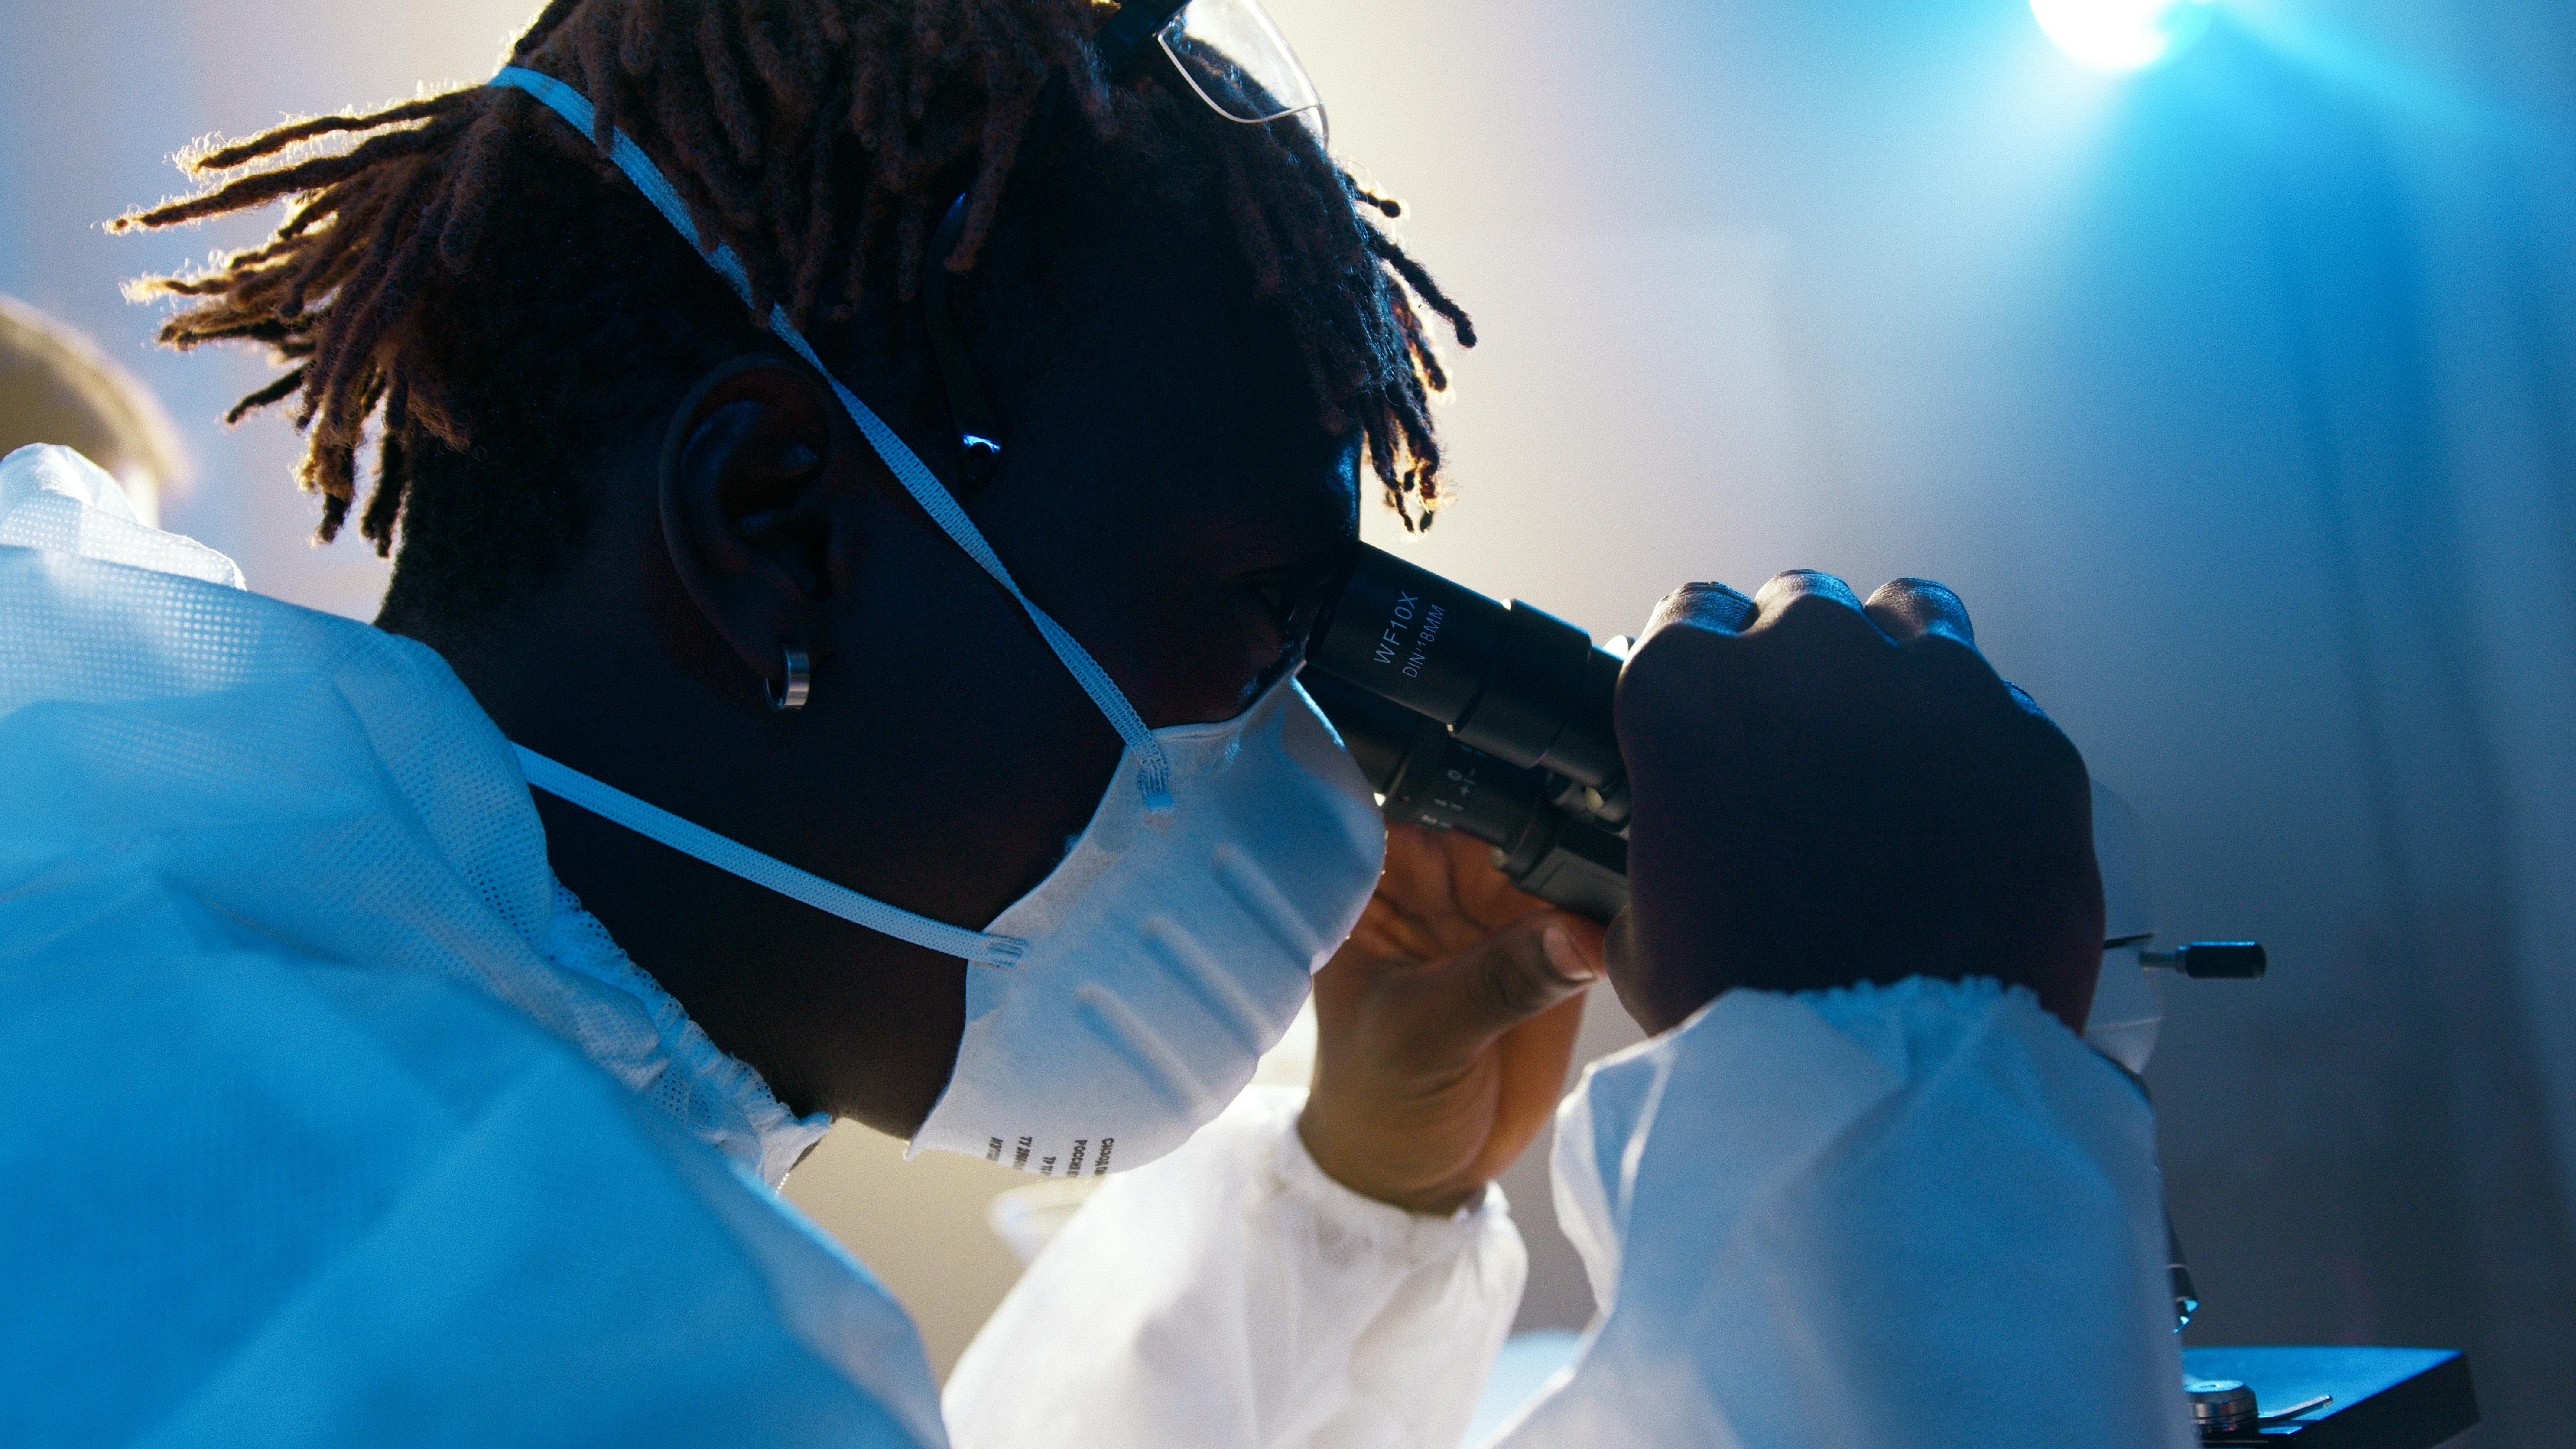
left=1897, top=630, right=1997, bottom=685
left=1767, top=589, right=1853, bottom=621
left=2025, top=708, right=2089, bottom=780
left=1620, top=618, right=1725, bottom=693
left=1471, top=936, right=1553, bottom=1021
left=1880, top=575, right=1961, bottom=602
left=1757, top=588, right=1881, bottom=649
left=1868, top=578, right=1978, bottom=645
left=1647, top=580, right=1755, bottom=634
left=1634, top=585, right=1754, bottom=667
left=1754, top=569, right=1864, bottom=611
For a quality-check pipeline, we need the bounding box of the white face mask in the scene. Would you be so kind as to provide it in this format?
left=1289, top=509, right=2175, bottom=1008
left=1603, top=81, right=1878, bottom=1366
left=911, top=672, right=1381, bottom=1173
left=494, top=68, right=1387, bottom=1175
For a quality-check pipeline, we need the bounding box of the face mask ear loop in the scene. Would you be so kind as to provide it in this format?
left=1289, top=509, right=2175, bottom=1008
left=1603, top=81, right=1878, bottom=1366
left=516, top=746, right=1028, bottom=966
left=492, top=66, right=1175, bottom=813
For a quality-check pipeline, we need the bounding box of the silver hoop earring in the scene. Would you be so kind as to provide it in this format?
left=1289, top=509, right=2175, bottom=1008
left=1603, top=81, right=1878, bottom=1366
left=768, top=645, right=811, bottom=712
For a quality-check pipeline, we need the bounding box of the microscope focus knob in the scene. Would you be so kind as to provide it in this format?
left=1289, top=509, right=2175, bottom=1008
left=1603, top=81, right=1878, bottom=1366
left=2186, top=1378, right=2259, bottom=1436
left=2144, top=942, right=2268, bottom=980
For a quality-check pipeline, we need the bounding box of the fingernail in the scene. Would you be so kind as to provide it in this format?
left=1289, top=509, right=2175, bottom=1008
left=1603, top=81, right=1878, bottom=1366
left=1542, top=925, right=1599, bottom=984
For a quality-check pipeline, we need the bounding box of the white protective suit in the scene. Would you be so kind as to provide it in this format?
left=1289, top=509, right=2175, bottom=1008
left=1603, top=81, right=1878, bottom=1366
left=1494, top=976, right=2196, bottom=1447
left=0, top=444, right=1517, bottom=1448
left=0, top=440, right=2186, bottom=1448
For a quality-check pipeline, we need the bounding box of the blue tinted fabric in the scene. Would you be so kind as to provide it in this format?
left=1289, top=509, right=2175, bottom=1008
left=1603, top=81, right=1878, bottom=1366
left=0, top=445, right=942, bottom=1447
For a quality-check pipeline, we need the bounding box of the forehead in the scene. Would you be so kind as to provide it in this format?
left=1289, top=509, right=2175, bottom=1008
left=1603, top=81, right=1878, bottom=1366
left=974, top=381, right=1358, bottom=587
left=965, top=359, right=1355, bottom=719
left=940, top=146, right=1366, bottom=630
left=969, top=245, right=1360, bottom=575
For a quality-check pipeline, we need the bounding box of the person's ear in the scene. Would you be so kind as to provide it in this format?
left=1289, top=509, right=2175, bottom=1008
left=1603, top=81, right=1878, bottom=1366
left=657, top=355, right=867, bottom=707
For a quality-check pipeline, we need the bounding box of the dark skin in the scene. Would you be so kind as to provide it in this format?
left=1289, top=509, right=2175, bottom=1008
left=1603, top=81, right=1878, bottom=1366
left=421, top=196, right=2092, bottom=1210
left=1302, top=825, right=1600, bottom=1214
left=419, top=186, right=1599, bottom=1191
left=1607, top=570, right=2104, bottom=1038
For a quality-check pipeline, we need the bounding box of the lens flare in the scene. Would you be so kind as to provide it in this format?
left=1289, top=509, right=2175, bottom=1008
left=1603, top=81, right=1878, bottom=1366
left=2030, top=0, right=2215, bottom=71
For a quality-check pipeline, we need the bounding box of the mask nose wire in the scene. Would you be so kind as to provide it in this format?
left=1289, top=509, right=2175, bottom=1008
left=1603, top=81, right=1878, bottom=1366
left=492, top=66, right=1176, bottom=812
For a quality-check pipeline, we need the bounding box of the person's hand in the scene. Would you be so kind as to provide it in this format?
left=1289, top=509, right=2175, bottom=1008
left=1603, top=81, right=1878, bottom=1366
left=1299, top=824, right=1604, bottom=1215
left=1611, top=571, right=2101, bottom=1036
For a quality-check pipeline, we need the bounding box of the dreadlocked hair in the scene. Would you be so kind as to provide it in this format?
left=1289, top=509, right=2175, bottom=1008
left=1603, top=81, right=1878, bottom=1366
left=113, top=0, right=1473, bottom=624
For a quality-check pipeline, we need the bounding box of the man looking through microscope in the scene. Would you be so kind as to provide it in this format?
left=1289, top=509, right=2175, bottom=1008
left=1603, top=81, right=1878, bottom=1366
left=0, top=0, right=2186, bottom=1443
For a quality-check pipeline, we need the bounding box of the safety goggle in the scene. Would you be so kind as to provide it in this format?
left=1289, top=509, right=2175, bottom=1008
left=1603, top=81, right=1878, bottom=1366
left=1095, top=0, right=1328, bottom=145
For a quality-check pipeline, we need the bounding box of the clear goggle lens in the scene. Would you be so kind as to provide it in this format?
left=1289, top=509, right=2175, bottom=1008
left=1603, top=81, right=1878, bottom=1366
left=1154, top=0, right=1328, bottom=146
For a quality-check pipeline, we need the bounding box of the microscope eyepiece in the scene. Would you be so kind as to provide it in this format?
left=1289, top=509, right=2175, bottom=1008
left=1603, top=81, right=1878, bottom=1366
left=1301, top=544, right=1630, bottom=922
left=1307, top=544, right=1625, bottom=795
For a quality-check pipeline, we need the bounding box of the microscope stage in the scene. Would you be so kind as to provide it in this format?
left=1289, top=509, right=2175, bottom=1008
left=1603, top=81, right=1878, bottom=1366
left=2181, top=1347, right=2475, bottom=1447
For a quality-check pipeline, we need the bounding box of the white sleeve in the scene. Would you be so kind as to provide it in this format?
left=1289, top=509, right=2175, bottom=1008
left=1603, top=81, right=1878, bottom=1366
left=944, top=1085, right=1526, bottom=1449
left=1499, top=978, right=2195, bottom=1449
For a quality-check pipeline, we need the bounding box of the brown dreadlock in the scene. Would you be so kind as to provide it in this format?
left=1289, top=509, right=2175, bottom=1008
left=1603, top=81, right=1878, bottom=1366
left=113, top=0, right=1472, bottom=622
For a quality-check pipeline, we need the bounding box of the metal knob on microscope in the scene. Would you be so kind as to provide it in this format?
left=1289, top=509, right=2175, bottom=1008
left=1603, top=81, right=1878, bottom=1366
left=2185, top=1378, right=2260, bottom=1436
left=2144, top=942, right=2269, bottom=979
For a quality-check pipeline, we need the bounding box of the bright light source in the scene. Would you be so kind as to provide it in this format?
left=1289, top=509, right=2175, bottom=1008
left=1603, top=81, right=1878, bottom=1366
left=2030, top=0, right=2214, bottom=71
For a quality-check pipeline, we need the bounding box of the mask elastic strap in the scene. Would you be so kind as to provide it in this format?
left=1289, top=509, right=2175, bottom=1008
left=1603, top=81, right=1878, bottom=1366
left=516, top=746, right=1027, bottom=967
left=492, top=66, right=1173, bottom=811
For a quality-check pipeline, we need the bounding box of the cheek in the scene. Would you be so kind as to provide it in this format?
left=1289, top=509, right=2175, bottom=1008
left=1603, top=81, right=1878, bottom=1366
left=639, top=503, right=761, bottom=703
left=978, top=520, right=1274, bottom=727
left=813, top=517, right=1128, bottom=921
left=1110, top=579, right=1284, bottom=727
left=1601, top=908, right=1662, bottom=1033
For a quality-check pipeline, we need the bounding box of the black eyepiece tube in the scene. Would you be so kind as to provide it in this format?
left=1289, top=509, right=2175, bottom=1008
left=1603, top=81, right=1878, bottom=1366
left=1300, top=669, right=1629, bottom=923
left=1306, top=543, right=1627, bottom=796
left=1301, top=546, right=1634, bottom=923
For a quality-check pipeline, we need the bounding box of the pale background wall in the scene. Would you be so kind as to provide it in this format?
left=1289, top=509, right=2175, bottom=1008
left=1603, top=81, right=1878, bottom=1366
left=6, top=0, right=2573, bottom=1436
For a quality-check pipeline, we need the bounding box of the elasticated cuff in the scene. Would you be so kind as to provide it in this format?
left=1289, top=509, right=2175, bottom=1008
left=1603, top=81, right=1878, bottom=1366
left=1243, top=1085, right=1510, bottom=1267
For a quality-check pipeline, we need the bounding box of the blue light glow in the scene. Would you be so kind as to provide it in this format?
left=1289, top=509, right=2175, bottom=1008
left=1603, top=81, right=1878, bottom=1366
left=2030, top=0, right=2215, bottom=72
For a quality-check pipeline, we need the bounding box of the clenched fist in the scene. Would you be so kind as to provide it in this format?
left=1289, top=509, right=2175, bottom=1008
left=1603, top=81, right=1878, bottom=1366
left=1611, top=571, right=2102, bottom=1036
